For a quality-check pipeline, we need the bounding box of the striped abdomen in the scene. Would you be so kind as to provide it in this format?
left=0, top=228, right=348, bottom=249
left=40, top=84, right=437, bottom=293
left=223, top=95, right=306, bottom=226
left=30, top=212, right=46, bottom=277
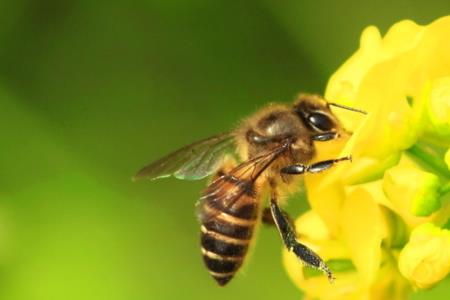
left=199, top=173, right=259, bottom=286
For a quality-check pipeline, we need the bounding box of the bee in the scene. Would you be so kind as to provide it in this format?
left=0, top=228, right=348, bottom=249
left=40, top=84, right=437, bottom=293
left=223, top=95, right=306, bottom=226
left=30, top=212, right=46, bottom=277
left=134, top=94, right=366, bottom=286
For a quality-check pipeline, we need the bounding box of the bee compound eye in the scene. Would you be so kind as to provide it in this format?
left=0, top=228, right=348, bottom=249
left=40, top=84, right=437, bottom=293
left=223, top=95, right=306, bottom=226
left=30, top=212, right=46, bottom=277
left=308, top=113, right=333, bottom=132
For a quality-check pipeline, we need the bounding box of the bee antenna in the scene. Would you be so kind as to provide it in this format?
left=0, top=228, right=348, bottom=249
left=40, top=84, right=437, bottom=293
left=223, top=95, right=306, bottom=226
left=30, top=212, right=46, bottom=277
left=328, top=102, right=367, bottom=115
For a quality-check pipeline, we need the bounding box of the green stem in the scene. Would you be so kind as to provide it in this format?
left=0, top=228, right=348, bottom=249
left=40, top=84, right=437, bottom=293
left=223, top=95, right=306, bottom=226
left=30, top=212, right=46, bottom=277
left=406, top=144, right=450, bottom=180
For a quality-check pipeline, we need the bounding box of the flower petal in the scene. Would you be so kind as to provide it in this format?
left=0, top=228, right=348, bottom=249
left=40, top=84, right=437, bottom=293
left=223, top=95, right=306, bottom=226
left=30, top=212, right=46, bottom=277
left=341, top=186, right=388, bottom=286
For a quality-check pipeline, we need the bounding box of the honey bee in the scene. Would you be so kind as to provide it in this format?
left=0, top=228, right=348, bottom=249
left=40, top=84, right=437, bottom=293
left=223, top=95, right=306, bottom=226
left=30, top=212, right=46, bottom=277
left=134, top=94, right=366, bottom=286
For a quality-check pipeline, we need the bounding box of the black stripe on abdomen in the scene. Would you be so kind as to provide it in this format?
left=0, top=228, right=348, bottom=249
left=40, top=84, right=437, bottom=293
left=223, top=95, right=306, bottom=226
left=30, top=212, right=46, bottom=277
left=208, top=201, right=257, bottom=220
left=201, top=231, right=247, bottom=257
left=203, top=218, right=252, bottom=239
left=203, top=255, right=240, bottom=273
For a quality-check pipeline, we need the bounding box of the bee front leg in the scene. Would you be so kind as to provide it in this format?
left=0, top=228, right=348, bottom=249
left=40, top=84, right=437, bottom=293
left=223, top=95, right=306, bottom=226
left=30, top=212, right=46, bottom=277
left=269, top=195, right=334, bottom=282
left=280, top=156, right=351, bottom=175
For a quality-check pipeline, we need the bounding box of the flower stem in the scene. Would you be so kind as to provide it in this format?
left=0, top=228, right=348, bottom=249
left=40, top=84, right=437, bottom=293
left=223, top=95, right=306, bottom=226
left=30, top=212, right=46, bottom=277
left=406, top=144, right=450, bottom=180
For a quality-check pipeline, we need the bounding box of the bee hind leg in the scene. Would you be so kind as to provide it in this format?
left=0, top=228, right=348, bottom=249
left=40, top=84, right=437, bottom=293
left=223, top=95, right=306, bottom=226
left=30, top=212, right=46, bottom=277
left=269, top=193, right=334, bottom=282
left=261, top=207, right=294, bottom=229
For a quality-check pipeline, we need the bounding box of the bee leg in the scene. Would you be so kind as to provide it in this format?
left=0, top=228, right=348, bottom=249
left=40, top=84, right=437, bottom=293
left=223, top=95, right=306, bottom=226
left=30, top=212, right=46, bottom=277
left=311, top=132, right=340, bottom=141
left=261, top=207, right=295, bottom=229
left=280, top=156, right=351, bottom=175
left=269, top=196, right=334, bottom=282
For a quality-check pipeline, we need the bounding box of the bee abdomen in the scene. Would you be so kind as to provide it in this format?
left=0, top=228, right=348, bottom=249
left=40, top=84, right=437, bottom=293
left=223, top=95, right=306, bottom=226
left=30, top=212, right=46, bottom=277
left=200, top=223, right=254, bottom=286
left=200, top=201, right=257, bottom=286
left=200, top=229, right=246, bottom=285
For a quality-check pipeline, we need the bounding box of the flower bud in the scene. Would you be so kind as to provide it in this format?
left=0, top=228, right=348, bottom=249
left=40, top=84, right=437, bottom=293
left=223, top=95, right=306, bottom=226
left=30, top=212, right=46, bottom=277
left=398, top=223, right=450, bottom=289
left=425, top=77, right=450, bottom=142
left=383, top=164, right=441, bottom=217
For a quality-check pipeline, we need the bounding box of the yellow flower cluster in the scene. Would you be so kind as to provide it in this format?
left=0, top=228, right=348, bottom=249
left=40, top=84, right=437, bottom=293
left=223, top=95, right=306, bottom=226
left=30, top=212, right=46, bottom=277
left=284, top=16, right=450, bottom=299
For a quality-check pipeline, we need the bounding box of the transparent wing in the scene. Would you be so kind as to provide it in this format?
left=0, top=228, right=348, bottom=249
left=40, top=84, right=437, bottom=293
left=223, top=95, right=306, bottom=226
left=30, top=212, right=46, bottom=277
left=134, top=133, right=236, bottom=181
left=198, top=143, right=290, bottom=222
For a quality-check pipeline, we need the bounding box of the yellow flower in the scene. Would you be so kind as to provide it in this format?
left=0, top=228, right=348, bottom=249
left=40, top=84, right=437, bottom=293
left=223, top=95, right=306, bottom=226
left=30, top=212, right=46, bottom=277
left=285, top=16, right=450, bottom=299
left=398, top=223, right=450, bottom=289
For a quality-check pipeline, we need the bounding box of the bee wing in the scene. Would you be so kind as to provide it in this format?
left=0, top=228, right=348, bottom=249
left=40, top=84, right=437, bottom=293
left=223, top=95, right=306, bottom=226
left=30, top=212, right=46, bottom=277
left=134, top=133, right=236, bottom=181
left=198, top=143, right=289, bottom=222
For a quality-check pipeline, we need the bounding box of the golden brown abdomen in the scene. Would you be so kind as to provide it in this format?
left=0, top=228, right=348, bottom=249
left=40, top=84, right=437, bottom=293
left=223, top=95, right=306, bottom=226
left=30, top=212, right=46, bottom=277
left=199, top=174, right=258, bottom=286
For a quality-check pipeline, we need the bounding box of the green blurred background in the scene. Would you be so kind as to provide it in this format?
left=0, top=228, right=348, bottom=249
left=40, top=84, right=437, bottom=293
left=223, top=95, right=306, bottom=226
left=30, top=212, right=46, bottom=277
left=0, top=1, right=449, bottom=299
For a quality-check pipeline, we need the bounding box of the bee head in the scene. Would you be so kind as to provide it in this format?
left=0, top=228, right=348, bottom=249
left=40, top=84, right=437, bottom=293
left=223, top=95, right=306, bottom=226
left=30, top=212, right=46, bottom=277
left=293, top=94, right=341, bottom=133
